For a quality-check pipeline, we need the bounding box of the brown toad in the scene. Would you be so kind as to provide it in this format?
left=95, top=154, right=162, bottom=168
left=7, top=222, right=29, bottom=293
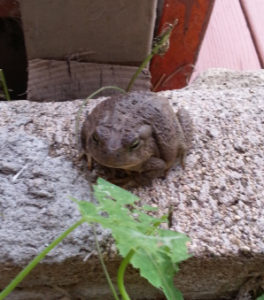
left=81, top=92, right=193, bottom=185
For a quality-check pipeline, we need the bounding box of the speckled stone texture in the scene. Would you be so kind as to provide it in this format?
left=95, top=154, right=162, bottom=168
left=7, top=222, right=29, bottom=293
left=0, top=69, right=264, bottom=300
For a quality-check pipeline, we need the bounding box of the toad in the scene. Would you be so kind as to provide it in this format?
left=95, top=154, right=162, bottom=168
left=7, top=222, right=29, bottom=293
left=81, top=92, right=193, bottom=185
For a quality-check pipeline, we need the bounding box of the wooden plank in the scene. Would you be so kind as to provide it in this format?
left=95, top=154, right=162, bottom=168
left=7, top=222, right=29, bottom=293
left=20, top=0, right=157, bottom=65
left=191, top=0, right=261, bottom=82
left=150, top=0, right=215, bottom=91
left=240, top=0, right=264, bottom=67
left=27, top=59, right=151, bottom=101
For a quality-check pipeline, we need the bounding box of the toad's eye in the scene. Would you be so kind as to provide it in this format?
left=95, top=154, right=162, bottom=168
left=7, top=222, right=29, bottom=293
left=92, top=132, right=99, bottom=144
left=129, top=139, right=140, bottom=151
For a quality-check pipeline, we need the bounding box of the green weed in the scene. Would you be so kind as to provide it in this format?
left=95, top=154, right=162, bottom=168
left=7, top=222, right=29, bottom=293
left=0, top=69, right=10, bottom=101
left=0, top=178, right=190, bottom=300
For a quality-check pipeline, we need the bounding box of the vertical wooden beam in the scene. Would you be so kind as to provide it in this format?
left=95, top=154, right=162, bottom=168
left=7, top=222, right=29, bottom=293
left=150, top=0, right=215, bottom=91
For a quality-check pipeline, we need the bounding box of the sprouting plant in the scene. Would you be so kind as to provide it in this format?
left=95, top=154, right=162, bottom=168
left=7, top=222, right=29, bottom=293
left=0, top=69, right=10, bottom=101
left=126, top=20, right=178, bottom=93
left=0, top=178, right=190, bottom=300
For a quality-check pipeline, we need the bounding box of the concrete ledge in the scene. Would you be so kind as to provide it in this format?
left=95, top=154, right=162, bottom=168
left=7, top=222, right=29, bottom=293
left=0, top=69, right=264, bottom=299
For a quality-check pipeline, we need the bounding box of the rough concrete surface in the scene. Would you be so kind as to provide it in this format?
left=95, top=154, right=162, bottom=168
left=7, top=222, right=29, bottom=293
left=0, top=69, right=264, bottom=299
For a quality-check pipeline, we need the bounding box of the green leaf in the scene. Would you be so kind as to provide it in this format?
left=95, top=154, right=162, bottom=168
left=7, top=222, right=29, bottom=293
left=114, top=227, right=189, bottom=299
left=77, top=201, right=98, bottom=215
left=257, top=295, right=264, bottom=300
left=131, top=249, right=183, bottom=300
left=156, top=229, right=191, bottom=263
left=95, top=177, right=139, bottom=205
left=76, top=178, right=190, bottom=300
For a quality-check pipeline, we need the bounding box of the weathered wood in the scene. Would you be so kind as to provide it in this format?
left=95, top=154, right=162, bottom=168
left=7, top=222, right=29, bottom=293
left=27, top=59, right=151, bottom=101
left=20, top=0, right=157, bottom=65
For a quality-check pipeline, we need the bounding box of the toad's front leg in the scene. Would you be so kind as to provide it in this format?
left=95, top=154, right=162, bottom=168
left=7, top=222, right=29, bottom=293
left=78, top=151, right=93, bottom=170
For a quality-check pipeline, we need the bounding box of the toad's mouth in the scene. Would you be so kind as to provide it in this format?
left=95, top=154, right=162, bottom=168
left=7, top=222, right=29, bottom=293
left=93, top=157, right=142, bottom=171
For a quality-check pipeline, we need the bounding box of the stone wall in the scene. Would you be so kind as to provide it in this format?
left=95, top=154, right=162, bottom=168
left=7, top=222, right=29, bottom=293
left=0, top=69, right=264, bottom=299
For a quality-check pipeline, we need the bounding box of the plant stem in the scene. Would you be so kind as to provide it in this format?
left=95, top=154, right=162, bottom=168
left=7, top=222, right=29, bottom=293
left=0, top=69, right=10, bottom=101
left=126, top=19, right=177, bottom=92
left=92, top=225, right=120, bottom=300
left=87, top=86, right=126, bottom=100
left=117, top=249, right=135, bottom=300
left=0, top=218, right=85, bottom=300
left=126, top=53, right=153, bottom=92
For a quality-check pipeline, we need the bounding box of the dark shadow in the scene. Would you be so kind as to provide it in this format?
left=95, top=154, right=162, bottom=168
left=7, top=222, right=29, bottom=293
left=0, top=17, right=27, bottom=100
